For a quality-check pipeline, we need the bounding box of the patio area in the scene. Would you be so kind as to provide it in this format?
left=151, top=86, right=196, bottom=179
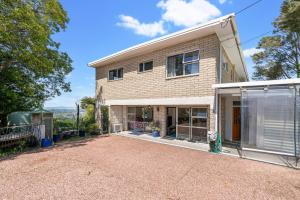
left=0, top=135, right=299, bottom=200
left=114, top=131, right=240, bottom=157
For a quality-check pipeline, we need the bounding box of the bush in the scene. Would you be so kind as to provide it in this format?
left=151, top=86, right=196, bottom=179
left=86, top=123, right=101, bottom=135
left=54, top=118, right=75, bottom=132
left=25, top=136, right=39, bottom=147
left=101, top=106, right=109, bottom=133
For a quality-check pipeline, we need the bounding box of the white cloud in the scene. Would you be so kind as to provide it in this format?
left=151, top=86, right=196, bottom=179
left=157, top=0, right=221, bottom=27
left=243, top=48, right=263, bottom=58
left=117, top=15, right=167, bottom=37
left=219, top=0, right=234, bottom=4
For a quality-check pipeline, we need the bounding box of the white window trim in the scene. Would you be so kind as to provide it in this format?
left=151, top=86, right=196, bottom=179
left=138, top=60, right=153, bottom=73
left=108, top=68, right=123, bottom=81
left=175, top=106, right=209, bottom=140
left=223, top=62, right=229, bottom=72
left=183, top=51, right=200, bottom=63
left=165, top=49, right=200, bottom=79
left=191, top=107, right=209, bottom=129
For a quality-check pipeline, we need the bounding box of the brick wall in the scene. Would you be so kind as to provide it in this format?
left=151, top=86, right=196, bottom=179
left=95, top=34, right=242, bottom=135
left=96, top=34, right=219, bottom=101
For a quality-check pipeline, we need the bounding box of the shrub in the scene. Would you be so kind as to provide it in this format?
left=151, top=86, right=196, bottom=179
left=86, top=123, right=101, bottom=135
left=101, top=106, right=109, bottom=133
left=25, top=136, right=39, bottom=147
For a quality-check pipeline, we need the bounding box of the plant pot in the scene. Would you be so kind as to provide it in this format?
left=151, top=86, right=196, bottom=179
left=53, top=134, right=60, bottom=142
left=79, top=130, right=85, bottom=137
left=152, top=130, right=160, bottom=137
left=41, top=138, right=53, bottom=148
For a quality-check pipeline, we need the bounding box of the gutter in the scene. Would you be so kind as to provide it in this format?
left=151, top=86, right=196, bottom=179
left=228, top=16, right=249, bottom=81
left=88, top=13, right=235, bottom=68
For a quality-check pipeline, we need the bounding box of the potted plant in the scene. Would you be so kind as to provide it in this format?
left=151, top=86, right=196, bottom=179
left=150, top=121, right=160, bottom=137
left=53, top=132, right=60, bottom=142
left=78, top=118, right=86, bottom=137
left=53, top=126, right=60, bottom=142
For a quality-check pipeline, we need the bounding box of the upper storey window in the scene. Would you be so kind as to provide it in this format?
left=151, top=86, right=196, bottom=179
left=108, top=68, right=123, bottom=81
left=139, top=61, right=153, bottom=72
left=167, top=50, right=199, bottom=78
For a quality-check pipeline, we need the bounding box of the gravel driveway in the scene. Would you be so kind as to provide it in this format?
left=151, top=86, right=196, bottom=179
left=0, top=135, right=299, bottom=200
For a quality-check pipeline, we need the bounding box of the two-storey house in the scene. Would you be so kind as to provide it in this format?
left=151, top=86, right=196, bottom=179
left=89, top=14, right=248, bottom=142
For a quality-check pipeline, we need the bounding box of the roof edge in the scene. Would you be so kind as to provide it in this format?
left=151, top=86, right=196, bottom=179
left=88, top=13, right=235, bottom=67
left=228, top=16, right=249, bottom=81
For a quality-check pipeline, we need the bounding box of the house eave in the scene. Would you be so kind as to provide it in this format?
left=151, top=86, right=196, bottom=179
left=88, top=14, right=235, bottom=68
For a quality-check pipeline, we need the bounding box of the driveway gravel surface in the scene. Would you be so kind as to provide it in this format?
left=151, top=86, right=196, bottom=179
left=0, top=135, right=299, bottom=200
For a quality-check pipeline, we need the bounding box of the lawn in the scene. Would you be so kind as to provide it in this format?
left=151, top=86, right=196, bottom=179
left=0, top=135, right=299, bottom=200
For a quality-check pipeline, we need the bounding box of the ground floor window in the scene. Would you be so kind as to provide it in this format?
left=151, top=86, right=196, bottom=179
left=127, top=106, right=153, bottom=131
left=177, top=107, right=209, bottom=141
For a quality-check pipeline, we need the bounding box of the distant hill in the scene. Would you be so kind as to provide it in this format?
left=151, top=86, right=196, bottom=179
left=45, top=107, right=85, bottom=119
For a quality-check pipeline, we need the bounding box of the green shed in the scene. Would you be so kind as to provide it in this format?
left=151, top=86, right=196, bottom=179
left=7, top=112, right=32, bottom=125
left=7, top=110, right=54, bottom=139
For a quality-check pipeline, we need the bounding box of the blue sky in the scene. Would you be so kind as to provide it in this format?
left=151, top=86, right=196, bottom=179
left=45, top=0, right=283, bottom=107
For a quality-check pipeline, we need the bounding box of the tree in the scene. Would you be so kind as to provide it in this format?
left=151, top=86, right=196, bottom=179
left=0, top=0, right=72, bottom=126
left=80, top=97, right=96, bottom=126
left=80, top=96, right=109, bottom=133
left=252, top=0, right=300, bottom=80
left=80, top=97, right=96, bottom=110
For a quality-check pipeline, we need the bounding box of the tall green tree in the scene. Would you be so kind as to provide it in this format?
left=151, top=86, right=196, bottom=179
left=0, top=0, right=72, bottom=125
left=80, top=97, right=96, bottom=110
left=252, top=0, right=300, bottom=80
left=80, top=97, right=96, bottom=125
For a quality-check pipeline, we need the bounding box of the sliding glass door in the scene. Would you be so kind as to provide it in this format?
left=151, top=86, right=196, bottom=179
left=177, top=108, right=191, bottom=140
left=191, top=108, right=208, bottom=141
left=176, top=107, right=208, bottom=141
left=127, top=106, right=153, bottom=132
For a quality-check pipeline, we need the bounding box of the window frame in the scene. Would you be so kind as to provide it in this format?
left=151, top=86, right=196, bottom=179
left=108, top=68, right=123, bottom=81
left=166, top=49, right=200, bottom=79
left=223, top=62, right=229, bottom=72
left=191, top=107, right=209, bottom=129
left=138, top=60, right=153, bottom=73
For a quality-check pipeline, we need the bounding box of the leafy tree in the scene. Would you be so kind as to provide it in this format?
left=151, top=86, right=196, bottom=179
left=252, top=0, right=300, bottom=80
left=83, top=104, right=96, bottom=125
left=80, top=97, right=96, bottom=110
left=80, top=97, right=96, bottom=126
left=0, top=0, right=72, bottom=126
left=79, top=96, right=109, bottom=133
